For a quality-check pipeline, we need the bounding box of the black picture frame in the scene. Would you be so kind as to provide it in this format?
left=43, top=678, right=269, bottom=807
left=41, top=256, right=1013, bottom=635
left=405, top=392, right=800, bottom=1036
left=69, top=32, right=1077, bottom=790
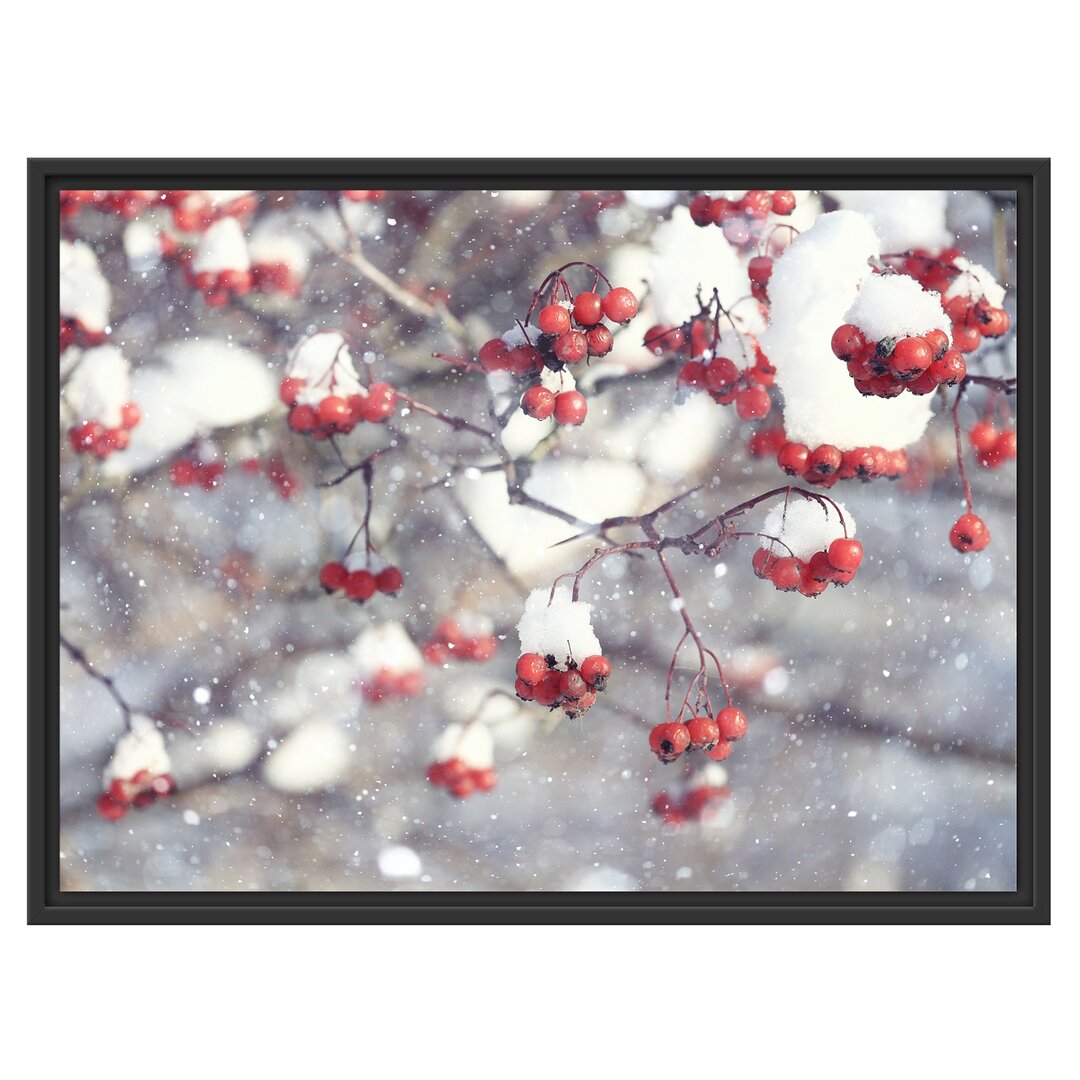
left=29, top=158, right=1050, bottom=924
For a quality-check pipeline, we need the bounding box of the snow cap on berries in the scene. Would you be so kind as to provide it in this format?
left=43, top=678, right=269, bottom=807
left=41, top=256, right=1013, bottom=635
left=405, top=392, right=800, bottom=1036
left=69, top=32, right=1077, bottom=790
left=286, top=330, right=364, bottom=401
left=687, top=761, right=729, bottom=792
left=432, top=722, right=494, bottom=769
left=60, top=240, right=111, bottom=333
left=844, top=272, right=952, bottom=343
left=943, top=258, right=1006, bottom=308
left=103, top=714, right=171, bottom=789
left=193, top=216, right=251, bottom=274
left=64, top=344, right=131, bottom=428
left=349, top=621, right=424, bottom=680
left=516, top=586, right=601, bottom=661
left=248, top=214, right=312, bottom=275
left=762, top=497, right=855, bottom=562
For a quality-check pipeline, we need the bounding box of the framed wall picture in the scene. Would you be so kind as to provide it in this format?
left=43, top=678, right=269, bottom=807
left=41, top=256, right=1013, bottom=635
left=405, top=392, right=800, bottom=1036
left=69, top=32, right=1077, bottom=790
left=30, top=159, right=1049, bottom=923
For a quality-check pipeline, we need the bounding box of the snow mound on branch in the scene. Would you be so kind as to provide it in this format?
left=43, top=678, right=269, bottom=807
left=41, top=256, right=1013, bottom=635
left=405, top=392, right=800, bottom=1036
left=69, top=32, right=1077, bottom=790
left=648, top=206, right=766, bottom=333
left=944, top=258, right=1006, bottom=307
left=828, top=190, right=951, bottom=251
left=432, top=722, right=494, bottom=769
left=249, top=213, right=312, bottom=273
left=287, top=331, right=364, bottom=401
left=350, top=622, right=424, bottom=680
left=845, top=273, right=951, bottom=342
left=103, top=714, right=170, bottom=787
left=760, top=210, right=934, bottom=450
left=762, top=496, right=855, bottom=561
left=123, top=221, right=163, bottom=272
left=102, top=338, right=278, bottom=475
left=517, top=586, right=601, bottom=661
left=64, top=345, right=130, bottom=427
left=60, top=240, right=111, bottom=333
left=262, top=721, right=350, bottom=793
left=193, top=217, right=250, bottom=273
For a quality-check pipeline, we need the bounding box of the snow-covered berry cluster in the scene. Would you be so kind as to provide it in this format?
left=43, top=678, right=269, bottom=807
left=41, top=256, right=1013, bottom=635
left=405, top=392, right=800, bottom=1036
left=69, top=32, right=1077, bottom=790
left=64, top=346, right=140, bottom=459
left=969, top=420, right=1017, bottom=469
left=649, top=707, right=748, bottom=764
left=188, top=218, right=254, bottom=305
left=423, top=614, right=498, bottom=665
left=426, top=722, right=497, bottom=799
left=352, top=623, right=426, bottom=703
left=651, top=762, right=731, bottom=827
left=688, top=189, right=797, bottom=248
left=514, top=589, right=609, bottom=719
left=831, top=274, right=963, bottom=398
left=96, top=715, right=175, bottom=822
left=776, top=439, right=909, bottom=486
left=61, top=189, right=160, bottom=221
left=942, top=260, right=1011, bottom=353
left=752, top=498, right=861, bottom=596
left=60, top=240, right=111, bottom=352
left=280, top=332, right=397, bottom=437
left=320, top=555, right=403, bottom=604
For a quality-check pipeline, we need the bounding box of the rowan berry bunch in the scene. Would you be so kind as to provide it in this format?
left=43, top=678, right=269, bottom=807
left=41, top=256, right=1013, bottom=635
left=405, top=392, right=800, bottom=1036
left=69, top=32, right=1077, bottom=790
left=426, top=721, right=497, bottom=799
left=969, top=420, right=1017, bottom=469
left=513, top=652, right=610, bottom=720
left=649, top=707, right=749, bottom=764
left=753, top=536, right=864, bottom=596
left=170, top=456, right=226, bottom=490
left=69, top=402, right=141, bottom=459
left=688, top=189, right=798, bottom=249
left=319, top=557, right=404, bottom=604
left=651, top=763, right=731, bottom=827
left=776, top=439, right=909, bottom=486
left=360, top=667, right=425, bottom=702
left=97, top=768, right=176, bottom=821
left=423, top=615, right=498, bottom=666
left=831, top=322, right=966, bottom=398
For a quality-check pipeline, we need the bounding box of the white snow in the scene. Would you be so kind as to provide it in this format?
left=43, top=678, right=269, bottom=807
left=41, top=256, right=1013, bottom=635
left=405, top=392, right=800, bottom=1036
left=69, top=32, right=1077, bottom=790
left=63, top=344, right=130, bottom=427
left=103, top=714, right=170, bottom=787
left=432, top=721, right=495, bottom=769
left=498, top=366, right=576, bottom=457
left=286, top=331, right=364, bottom=397
left=262, top=720, right=350, bottom=793
left=760, top=211, right=935, bottom=450
left=944, top=258, right=1006, bottom=307
left=59, top=240, right=111, bottom=332
left=192, top=217, right=251, bottom=274
left=123, top=221, right=163, bottom=272
left=248, top=213, right=312, bottom=274
left=349, top=622, right=424, bottom=680
left=377, top=845, right=422, bottom=879
left=517, top=586, right=601, bottom=661
left=197, top=720, right=262, bottom=773
left=762, top=496, right=855, bottom=561
left=829, top=190, right=951, bottom=252
left=845, top=273, right=951, bottom=342
left=688, top=761, right=729, bottom=791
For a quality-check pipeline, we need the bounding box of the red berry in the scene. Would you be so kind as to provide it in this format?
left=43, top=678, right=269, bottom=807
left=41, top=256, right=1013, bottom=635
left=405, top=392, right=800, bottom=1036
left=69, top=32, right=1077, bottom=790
left=553, top=391, right=588, bottom=426
left=537, top=305, right=571, bottom=336
left=644, top=325, right=682, bottom=356
left=831, top=324, right=867, bottom=362
left=777, top=442, right=809, bottom=476
left=559, top=669, right=587, bottom=700
left=478, top=338, right=509, bottom=373
left=450, top=775, right=477, bottom=799
left=317, top=395, right=350, bottom=430
left=715, top=707, right=748, bottom=741
left=996, top=429, right=1017, bottom=460
left=735, top=386, right=771, bottom=420
left=798, top=565, right=829, bottom=596
left=677, top=361, right=708, bottom=392
left=981, top=308, right=1010, bottom=337
left=969, top=420, right=999, bottom=454
left=319, top=561, right=348, bottom=592
left=601, top=287, right=638, bottom=324
left=686, top=715, right=720, bottom=751
left=748, top=256, right=773, bottom=287
left=376, top=566, right=404, bottom=594
left=586, top=325, right=614, bottom=357
left=705, top=739, right=733, bottom=761
left=516, top=653, right=548, bottom=686
left=532, top=670, right=563, bottom=707
left=808, top=444, right=842, bottom=475
left=808, top=550, right=838, bottom=582
left=930, top=349, right=966, bottom=386
left=705, top=356, right=739, bottom=392
left=120, top=402, right=141, bottom=429
left=97, top=794, right=127, bottom=822
left=572, top=291, right=604, bottom=327
left=514, top=677, right=535, bottom=700
left=769, top=557, right=801, bottom=591
left=649, top=722, right=690, bottom=762
left=521, top=385, right=556, bottom=420
left=288, top=404, right=318, bottom=433
left=554, top=331, right=588, bottom=364
left=827, top=538, right=863, bottom=572
left=951, top=325, right=982, bottom=353
left=507, top=345, right=543, bottom=378
left=924, top=328, right=950, bottom=359
left=472, top=768, right=498, bottom=793
left=689, top=194, right=713, bottom=226
left=345, top=570, right=377, bottom=602
left=69, top=420, right=104, bottom=453
left=740, top=190, right=773, bottom=218
left=771, top=190, right=796, bottom=215
left=360, top=383, right=398, bottom=422
left=949, top=513, right=991, bottom=553
left=579, top=655, right=611, bottom=688
left=890, top=336, right=933, bottom=379
left=752, top=547, right=777, bottom=578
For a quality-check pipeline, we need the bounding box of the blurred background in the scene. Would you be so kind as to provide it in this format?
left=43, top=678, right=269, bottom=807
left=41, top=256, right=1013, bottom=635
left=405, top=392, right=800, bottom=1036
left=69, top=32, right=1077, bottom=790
left=57, top=187, right=1016, bottom=892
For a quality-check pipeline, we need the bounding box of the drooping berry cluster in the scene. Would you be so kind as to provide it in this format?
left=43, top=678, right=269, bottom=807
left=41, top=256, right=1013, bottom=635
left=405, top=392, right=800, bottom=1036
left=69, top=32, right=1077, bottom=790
left=513, top=652, right=610, bottom=720
left=752, top=537, right=864, bottom=597
left=426, top=757, right=498, bottom=799
left=648, top=707, right=749, bottom=764
left=943, top=293, right=1011, bottom=354
left=97, top=769, right=176, bottom=821
left=776, top=440, right=909, bottom=486
left=426, top=721, right=496, bottom=799
left=320, top=559, right=403, bottom=604
left=949, top=513, right=991, bottom=553
left=68, top=402, right=141, bottom=459
left=969, top=420, right=1017, bottom=469
left=422, top=616, right=497, bottom=665
left=281, top=376, right=398, bottom=437
left=359, top=667, right=425, bottom=703
left=831, top=323, right=966, bottom=398
left=688, top=189, right=797, bottom=248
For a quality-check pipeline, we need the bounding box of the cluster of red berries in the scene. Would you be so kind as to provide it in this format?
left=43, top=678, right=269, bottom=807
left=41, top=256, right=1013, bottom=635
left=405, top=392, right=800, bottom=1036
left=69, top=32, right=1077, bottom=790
left=748, top=427, right=789, bottom=459
left=519, top=384, right=589, bottom=426
left=831, top=324, right=966, bottom=398
left=425, top=757, right=498, bottom=799
left=280, top=377, right=398, bottom=437
left=969, top=421, right=1017, bottom=469
left=68, top=403, right=141, bottom=459
left=514, top=652, right=610, bottom=719
left=752, top=537, right=864, bottom=597
left=651, top=783, right=730, bottom=827
left=689, top=190, right=797, bottom=248
left=776, top=440, right=909, bottom=486
left=341, top=190, right=386, bottom=202
left=359, top=667, right=425, bottom=703
left=251, top=261, right=304, bottom=298
left=164, top=190, right=258, bottom=233
left=648, top=708, right=748, bottom=764
left=422, top=617, right=497, bottom=665
left=943, top=294, right=1011, bottom=354
left=894, top=248, right=964, bottom=294
left=949, top=513, right=991, bottom=553
left=189, top=267, right=254, bottom=307
left=319, top=561, right=404, bottom=603
left=97, top=770, right=175, bottom=822
left=170, top=457, right=226, bottom=489
left=61, top=189, right=159, bottom=221
left=60, top=319, right=106, bottom=353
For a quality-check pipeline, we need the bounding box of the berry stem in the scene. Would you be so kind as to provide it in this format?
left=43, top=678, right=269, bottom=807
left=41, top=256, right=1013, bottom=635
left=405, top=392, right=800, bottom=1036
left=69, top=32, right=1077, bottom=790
left=60, top=632, right=134, bottom=730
